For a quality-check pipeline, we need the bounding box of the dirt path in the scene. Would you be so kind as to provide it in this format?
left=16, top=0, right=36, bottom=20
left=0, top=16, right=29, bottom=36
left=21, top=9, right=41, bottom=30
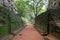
left=12, top=24, right=58, bottom=40
left=12, top=24, right=44, bottom=40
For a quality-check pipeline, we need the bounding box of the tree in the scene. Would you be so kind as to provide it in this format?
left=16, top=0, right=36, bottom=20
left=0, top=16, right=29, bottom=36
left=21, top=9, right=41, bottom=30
left=28, top=0, right=46, bottom=17
left=14, top=0, right=32, bottom=23
left=14, top=0, right=48, bottom=24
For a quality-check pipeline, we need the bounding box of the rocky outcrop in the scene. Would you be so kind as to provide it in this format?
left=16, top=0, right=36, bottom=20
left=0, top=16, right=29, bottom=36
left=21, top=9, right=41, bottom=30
left=0, top=0, right=17, bottom=14
left=47, top=0, right=60, bottom=32
left=48, top=0, right=60, bottom=9
left=35, top=0, right=60, bottom=34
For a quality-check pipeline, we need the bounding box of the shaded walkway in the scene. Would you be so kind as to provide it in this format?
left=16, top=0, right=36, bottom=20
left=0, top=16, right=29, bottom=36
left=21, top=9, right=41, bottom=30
left=12, top=24, right=44, bottom=40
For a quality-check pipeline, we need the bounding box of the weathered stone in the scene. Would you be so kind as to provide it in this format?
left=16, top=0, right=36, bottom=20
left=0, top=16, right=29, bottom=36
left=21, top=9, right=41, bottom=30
left=0, top=0, right=17, bottom=14
left=48, top=0, right=60, bottom=9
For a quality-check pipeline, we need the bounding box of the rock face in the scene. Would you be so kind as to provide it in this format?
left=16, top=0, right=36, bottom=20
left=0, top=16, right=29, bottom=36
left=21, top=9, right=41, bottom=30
left=0, top=0, right=17, bottom=14
left=35, top=0, right=60, bottom=33
left=48, top=0, right=60, bottom=9
left=47, top=0, right=60, bottom=32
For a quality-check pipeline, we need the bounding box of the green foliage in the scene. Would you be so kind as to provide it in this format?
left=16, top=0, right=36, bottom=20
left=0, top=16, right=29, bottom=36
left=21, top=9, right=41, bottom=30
left=14, top=0, right=48, bottom=24
left=0, top=7, right=24, bottom=38
left=28, top=0, right=48, bottom=16
left=14, top=0, right=29, bottom=17
left=0, top=7, right=10, bottom=37
left=14, top=0, right=32, bottom=24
